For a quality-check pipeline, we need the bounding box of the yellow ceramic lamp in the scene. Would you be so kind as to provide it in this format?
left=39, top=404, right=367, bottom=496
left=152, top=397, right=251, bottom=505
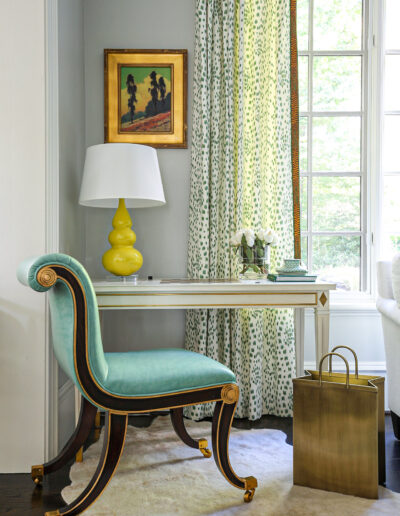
left=102, top=198, right=143, bottom=276
left=79, top=144, right=165, bottom=277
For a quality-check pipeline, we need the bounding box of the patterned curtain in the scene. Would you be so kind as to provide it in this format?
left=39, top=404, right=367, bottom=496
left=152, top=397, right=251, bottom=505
left=185, top=0, right=297, bottom=420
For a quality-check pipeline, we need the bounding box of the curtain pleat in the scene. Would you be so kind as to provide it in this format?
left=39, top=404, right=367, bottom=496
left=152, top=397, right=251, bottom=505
left=185, top=0, right=296, bottom=420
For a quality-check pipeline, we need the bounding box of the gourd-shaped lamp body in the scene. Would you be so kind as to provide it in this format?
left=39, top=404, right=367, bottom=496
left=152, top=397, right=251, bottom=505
left=102, top=199, right=143, bottom=276
left=79, top=144, right=165, bottom=278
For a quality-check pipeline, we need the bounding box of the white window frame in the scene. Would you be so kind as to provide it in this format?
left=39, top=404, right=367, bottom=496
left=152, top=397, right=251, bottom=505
left=371, top=0, right=400, bottom=271
left=369, top=0, right=383, bottom=298
left=299, top=0, right=374, bottom=304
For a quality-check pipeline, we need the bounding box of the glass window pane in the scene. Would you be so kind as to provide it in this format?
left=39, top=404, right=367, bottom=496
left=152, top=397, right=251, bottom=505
left=300, top=117, right=308, bottom=172
left=312, top=236, right=360, bottom=291
left=385, top=0, right=400, bottom=49
left=312, top=177, right=360, bottom=232
left=313, top=117, right=361, bottom=172
left=297, top=0, right=309, bottom=51
left=300, top=176, right=307, bottom=231
left=299, top=56, right=308, bottom=112
left=313, top=57, right=361, bottom=112
left=382, top=175, right=400, bottom=234
left=381, top=234, right=400, bottom=258
left=383, top=116, right=400, bottom=172
left=384, top=56, right=400, bottom=111
left=314, top=0, right=362, bottom=51
left=301, top=236, right=308, bottom=267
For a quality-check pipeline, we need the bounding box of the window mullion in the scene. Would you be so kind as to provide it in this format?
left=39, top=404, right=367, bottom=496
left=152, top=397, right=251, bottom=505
left=307, top=0, right=314, bottom=270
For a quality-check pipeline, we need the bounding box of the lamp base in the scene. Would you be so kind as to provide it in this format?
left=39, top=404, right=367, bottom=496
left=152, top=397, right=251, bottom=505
left=105, top=274, right=139, bottom=284
left=102, top=198, right=143, bottom=276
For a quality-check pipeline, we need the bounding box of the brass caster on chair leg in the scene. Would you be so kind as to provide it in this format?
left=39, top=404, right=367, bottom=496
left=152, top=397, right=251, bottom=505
left=200, top=447, right=212, bottom=458
left=198, top=438, right=212, bottom=458
left=243, top=476, right=257, bottom=503
left=244, top=489, right=255, bottom=503
left=31, top=465, right=44, bottom=485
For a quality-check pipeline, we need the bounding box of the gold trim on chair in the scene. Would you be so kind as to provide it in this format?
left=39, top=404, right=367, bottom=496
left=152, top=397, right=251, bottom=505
left=221, top=384, right=239, bottom=404
left=37, top=267, right=57, bottom=287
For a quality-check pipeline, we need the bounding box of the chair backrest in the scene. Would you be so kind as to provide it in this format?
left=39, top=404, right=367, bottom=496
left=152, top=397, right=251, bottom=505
left=17, top=253, right=108, bottom=400
left=376, top=261, right=394, bottom=300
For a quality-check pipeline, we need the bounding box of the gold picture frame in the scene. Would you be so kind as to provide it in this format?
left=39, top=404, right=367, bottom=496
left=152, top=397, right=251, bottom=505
left=104, top=49, right=187, bottom=148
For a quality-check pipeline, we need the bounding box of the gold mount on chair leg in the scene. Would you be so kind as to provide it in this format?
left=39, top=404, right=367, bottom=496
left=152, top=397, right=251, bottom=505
left=31, top=464, right=44, bottom=485
left=198, top=438, right=212, bottom=458
left=45, top=511, right=60, bottom=516
left=244, top=476, right=258, bottom=503
left=76, top=446, right=83, bottom=463
left=94, top=410, right=101, bottom=441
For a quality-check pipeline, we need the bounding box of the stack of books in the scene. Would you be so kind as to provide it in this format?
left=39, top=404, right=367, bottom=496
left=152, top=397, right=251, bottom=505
left=267, top=271, right=317, bottom=282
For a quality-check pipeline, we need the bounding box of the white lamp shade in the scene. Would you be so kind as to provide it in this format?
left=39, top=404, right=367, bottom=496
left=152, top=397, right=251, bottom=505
left=79, top=143, right=166, bottom=208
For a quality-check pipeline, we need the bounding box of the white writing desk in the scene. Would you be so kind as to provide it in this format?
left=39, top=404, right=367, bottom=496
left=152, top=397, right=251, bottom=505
left=93, top=278, right=336, bottom=375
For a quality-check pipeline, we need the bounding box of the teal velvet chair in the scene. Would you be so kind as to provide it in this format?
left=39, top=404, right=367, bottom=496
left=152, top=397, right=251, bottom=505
left=17, top=254, right=257, bottom=515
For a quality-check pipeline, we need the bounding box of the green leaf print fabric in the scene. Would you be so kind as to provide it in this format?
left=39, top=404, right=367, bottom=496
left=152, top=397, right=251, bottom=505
left=185, top=0, right=296, bottom=420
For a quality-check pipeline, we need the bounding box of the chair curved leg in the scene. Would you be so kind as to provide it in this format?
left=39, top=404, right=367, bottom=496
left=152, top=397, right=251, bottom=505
left=45, top=412, right=128, bottom=516
left=170, top=407, right=212, bottom=458
left=212, top=400, right=258, bottom=503
left=32, top=397, right=98, bottom=484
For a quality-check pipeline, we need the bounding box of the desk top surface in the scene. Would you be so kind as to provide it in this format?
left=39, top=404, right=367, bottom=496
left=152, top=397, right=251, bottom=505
left=92, top=278, right=336, bottom=294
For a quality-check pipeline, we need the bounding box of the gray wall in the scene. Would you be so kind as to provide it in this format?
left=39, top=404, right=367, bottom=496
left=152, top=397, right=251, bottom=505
left=83, top=0, right=195, bottom=352
left=59, top=0, right=85, bottom=262
left=58, top=0, right=85, bottom=446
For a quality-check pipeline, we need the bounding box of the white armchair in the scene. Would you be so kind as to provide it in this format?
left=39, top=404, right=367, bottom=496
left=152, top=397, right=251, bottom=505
left=376, top=260, right=400, bottom=439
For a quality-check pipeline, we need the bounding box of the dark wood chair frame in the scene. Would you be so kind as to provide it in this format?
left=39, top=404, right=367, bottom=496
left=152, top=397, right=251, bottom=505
left=32, top=265, right=257, bottom=516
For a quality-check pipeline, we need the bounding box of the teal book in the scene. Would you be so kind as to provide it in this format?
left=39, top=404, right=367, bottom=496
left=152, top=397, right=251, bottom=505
left=268, top=273, right=317, bottom=282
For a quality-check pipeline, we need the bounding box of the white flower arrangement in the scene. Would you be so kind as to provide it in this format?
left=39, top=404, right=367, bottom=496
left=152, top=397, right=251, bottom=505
left=230, top=227, right=279, bottom=276
left=230, top=228, right=279, bottom=248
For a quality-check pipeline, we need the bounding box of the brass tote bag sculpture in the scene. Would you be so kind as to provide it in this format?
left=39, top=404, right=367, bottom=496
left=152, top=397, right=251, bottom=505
left=293, top=346, right=385, bottom=499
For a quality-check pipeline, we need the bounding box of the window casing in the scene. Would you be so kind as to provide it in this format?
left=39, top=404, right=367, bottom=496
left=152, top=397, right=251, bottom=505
left=378, top=0, right=400, bottom=259
left=298, top=0, right=369, bottom=293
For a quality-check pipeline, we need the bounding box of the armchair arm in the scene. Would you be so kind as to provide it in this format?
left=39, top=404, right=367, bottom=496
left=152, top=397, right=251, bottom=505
left=17, top=255, right=53, bottom=292
left=377, top=298, right=400, bottom=328
left=17, top=253, right=108, bottom=411
left=17, top=253, right=84, bottom=292
left=377, top=261, right=394, bottom=300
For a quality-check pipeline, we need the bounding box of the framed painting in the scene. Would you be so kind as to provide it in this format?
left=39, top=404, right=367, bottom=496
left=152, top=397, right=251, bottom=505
left=104, top=49, right=187, bottom=148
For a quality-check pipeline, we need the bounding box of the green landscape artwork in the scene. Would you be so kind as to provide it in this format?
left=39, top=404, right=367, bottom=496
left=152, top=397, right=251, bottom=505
left=120, top=66, right=172, bottom=133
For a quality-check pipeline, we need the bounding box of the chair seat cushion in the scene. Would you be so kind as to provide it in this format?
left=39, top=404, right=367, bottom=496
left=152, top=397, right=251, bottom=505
left=102, top=348, right=236, bottom=397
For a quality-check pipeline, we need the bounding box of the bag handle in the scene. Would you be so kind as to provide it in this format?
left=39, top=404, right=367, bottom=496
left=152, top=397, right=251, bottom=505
left=329, top=345, right=359, bottom=378
left=319, top=353, right=350, bottom=388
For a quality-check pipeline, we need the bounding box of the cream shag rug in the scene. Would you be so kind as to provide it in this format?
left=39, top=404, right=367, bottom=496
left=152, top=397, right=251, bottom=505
left=63, top=416, right=400, bottom=515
